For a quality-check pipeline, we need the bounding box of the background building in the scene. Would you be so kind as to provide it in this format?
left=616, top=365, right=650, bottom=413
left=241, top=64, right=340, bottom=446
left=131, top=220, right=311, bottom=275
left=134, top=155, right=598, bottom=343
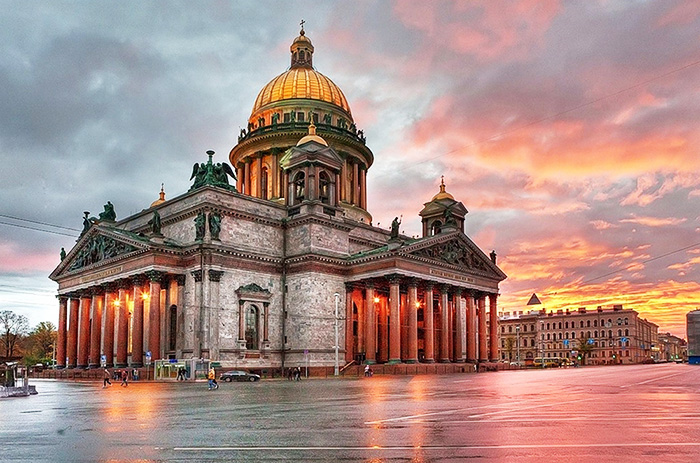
left=657, top=333, right=687, bottom=362
left=500, top=299, right=658, bottom=365
left=687, top=310, right=700, bottom=365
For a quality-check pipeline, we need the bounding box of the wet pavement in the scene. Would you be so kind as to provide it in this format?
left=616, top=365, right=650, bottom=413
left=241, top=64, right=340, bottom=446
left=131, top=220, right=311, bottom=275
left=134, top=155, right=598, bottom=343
left=1, top=363, right=699, bottom=462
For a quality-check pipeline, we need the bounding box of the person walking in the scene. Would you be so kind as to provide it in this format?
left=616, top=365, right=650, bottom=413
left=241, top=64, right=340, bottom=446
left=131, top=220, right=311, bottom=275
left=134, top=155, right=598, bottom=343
left=103, top=368, right=112, bottom=388
left=120, top=369, right=129, bottom=387
left=207, top=367, right=218, bottom=390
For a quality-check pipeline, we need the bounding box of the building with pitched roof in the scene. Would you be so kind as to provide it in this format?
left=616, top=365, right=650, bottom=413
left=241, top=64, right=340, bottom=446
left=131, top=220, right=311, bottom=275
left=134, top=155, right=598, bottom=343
left=50, top=28, right=506, bottom=374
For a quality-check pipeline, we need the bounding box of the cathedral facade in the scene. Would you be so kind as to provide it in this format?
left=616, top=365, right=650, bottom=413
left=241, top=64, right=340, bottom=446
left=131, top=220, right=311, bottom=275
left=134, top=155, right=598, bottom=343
left=50, top=29, right=506, bottom=373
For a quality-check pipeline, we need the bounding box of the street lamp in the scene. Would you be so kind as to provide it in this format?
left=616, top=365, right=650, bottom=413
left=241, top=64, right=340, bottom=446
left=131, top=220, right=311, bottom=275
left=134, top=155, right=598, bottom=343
left=515, top=325, right=521, bottom=365
left=334, top=292, right=340, bottom=376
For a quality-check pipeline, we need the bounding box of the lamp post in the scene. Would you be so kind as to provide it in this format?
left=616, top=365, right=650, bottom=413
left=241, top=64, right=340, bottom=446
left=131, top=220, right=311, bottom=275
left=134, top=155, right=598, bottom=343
left=516, top=324, right=521, bottom=365
left=334, top=292, right=340, bottom=376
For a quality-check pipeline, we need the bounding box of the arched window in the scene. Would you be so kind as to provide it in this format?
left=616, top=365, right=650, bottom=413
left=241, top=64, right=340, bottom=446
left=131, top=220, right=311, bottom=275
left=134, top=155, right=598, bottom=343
left=624, top=318, right=629, bottom=325
left=565, top=321, right=569, bottom=329
left=319, top=171, right=331, bottom=204
left=261, top=167, right=268, bottom=200
left=625, top=329, right=629, bottom=336
left=530, top=339, right=535, bottom=347
left=587, top=320, right=591, bottom=327
left=594, top=320, right=598, bottom=327
left=508, top=326, right=513, bottom=333
left=293, top=172, right=305, bottom=204
left=558, top=322, right=562, bottom=329
left=431, top=220, right=442, bottom=235
left=245, top=305, right=260, bottom=350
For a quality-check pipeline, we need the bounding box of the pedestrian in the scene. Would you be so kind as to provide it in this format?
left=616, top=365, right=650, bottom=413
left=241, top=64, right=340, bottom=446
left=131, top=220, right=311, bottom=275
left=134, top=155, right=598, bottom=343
left=120, top=369, right=129, bottom=387
left=364, top=364, right=370, bottom=377
left=207, top=367, right=218, bottom=390
left=132, top=368, right=139, bottom=381
left=103, top=368, right=112, bottom=388
left=177, top=367, right=186, bottom=381
left=287, top=368, right=293, bottom=381
left=293, top=366, right=301, bottom=381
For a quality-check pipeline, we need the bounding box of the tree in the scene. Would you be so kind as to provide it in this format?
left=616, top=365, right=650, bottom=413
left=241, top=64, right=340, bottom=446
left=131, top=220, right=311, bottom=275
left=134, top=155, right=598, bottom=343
left=504, top=336, right=515, bottom=362
left=23, top=321, right=57, bottom=365
left=0, top=310, right=29, bottom=358
left=576, top=336, right=593, bottom=365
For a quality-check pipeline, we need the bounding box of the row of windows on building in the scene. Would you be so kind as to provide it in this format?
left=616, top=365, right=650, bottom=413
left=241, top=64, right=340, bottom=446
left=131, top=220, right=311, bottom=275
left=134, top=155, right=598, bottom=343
left=542, top=317, right=629, bottom=331
left=501, top=338, right=631, bottom=349
left=541, top=329, right=631, bottom=341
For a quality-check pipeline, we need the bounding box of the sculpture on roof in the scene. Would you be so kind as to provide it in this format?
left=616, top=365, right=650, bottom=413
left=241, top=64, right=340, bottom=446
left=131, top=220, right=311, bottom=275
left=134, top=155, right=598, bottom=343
left=390, top=216, right=401, bottom=239
left=148, top=210, right=162, bottom=236
left=98, top=201, right=116, bottom=222
left=189, top=150, right=237, bottom=192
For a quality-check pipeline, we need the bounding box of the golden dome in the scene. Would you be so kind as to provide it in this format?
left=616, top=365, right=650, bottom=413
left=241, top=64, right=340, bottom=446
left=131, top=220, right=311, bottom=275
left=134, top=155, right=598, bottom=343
left=431, top=177, right=454, bottom=201
left=250, top=27, right=352, bottom=118
left=297, top=123, right=328, bottom=146
left=150, top=184, right=166, bottom=207
left=251, top=68, right=351, bottom=116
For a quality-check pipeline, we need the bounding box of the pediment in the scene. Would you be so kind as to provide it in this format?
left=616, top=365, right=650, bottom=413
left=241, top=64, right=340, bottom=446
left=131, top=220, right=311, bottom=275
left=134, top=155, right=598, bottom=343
left=50, top=227, right=147, bottom=279
left=402, top=233, right=506, bottom=280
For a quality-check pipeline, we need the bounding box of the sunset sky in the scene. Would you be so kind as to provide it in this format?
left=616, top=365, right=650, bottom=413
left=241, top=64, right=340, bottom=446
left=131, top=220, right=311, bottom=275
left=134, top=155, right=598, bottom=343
left=1, top=1, right=698, bottom=338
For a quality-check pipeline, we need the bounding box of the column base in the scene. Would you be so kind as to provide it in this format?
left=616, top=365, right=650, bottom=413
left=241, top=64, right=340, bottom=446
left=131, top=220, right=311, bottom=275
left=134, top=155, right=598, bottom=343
left=387, top=359, right=402, bottom=365
left=478, top=359, right=488, bottom=363
left=467, top=359, right=477, bottom=363
left=404, top=359, right=418, bottom=364
left=130, top=362, right=143, bottom=368
left=365, top=359, right=376, bottom=365
left=439, top=359, right=451, bottom=363
left=115, top=363, right=128, bottom=368
left=88, top=363, right=100, bottom=369
left=422, top=359, right=435, bottom=364
left=77, top=364, right=88, bottom=369
left=66, top=364, right=76, bottom=369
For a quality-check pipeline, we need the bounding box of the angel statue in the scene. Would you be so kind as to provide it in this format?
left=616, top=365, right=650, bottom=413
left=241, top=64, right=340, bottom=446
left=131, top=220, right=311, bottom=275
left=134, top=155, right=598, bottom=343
left=189, top=150, right=237, bottom=192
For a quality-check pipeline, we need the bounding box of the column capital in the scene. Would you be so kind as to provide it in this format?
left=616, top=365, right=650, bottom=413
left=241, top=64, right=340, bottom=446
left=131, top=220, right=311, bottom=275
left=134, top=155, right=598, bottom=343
left=439, top=284, right=451, bottom=295
left=363, top=280, right=375, bottom=290
left=423, top=282, right=434, bottom=291
left=208, top=269, right=224, bottom=282
left=451, top=287, right=464, bottom=297
left=172, top=274, right=186, bottom=286
left=56, top=294, right=69, bottom=302
left=191, top=269, right=203, bottom=283
left=131, top=274, right=148, bottom=287
left=386, top=273, right=402, bottom=285
left=90, top=286, right=105, bottom=296
left=405, top=277, right=419, bottom=288
left=146, top=270, right=165, bottom=283
left=102, top=282, right=119, bottom=293
left=116, top=278, right=132, bottom=290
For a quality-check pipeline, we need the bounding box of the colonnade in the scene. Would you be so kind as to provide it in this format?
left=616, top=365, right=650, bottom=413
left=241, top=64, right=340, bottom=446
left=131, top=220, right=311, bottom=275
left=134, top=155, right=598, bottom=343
left=55, top=271, right=181, bottom=369
left=344, top=277, right=499, bottom=365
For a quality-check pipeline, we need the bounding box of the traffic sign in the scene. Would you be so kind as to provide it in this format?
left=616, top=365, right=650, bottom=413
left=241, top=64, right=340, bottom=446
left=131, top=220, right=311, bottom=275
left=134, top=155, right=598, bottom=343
left=563, top=339, right=570, bottom=347
left=587, top=338, right=594, bottom=345
left=145, top=351, right=152, bottom=366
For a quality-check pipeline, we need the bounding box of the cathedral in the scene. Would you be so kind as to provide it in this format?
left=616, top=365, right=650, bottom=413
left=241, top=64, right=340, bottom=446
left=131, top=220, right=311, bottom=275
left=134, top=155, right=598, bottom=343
left=50, top=27, right=506, bottom=374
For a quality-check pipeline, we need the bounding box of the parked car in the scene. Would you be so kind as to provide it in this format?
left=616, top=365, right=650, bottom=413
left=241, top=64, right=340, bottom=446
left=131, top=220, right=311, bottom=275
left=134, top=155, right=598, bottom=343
left=219, top=370, right=261, bottom=382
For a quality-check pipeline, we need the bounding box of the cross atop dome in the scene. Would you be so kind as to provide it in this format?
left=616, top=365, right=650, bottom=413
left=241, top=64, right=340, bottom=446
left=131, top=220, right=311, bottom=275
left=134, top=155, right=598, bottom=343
left=291, top=21, right=314, bottom=69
